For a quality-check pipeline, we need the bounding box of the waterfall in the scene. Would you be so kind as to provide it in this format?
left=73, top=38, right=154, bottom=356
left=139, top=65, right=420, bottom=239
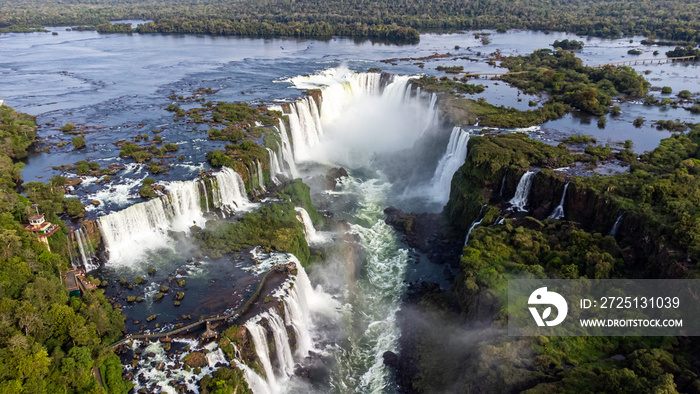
left=548, top=182, right=570, bottom=219
left=274, top=68, right=428, bottom=166
left=509, top=170, right=536, bottom=212
left=609, top=213, right=623, bottom=237
left=256, top=160, right=266, bottom=192
left=285, top=97, right=323, bottom=162
left=429, top=127, right=471, bottom=203
left=244, top=318, right=279, bottom=393
left=464, top=218, right=483, bottom=246
left=422, top=92, right=439, bottom=135
left=499, top=170, right=507, bottom=197
left=276, top=121, right=299, bottom=178
left=240, top=257, right=325, bottom=394
left=464, top=204, right=488, bottom=246
left=206, top=348, right=228, bottom=367
left=267, top=148, right=284, bottom=185
left=74, top=226, right=99, bottom=271
left=98, top=167, right=251, bottom=266
left=295, top=207, right=328, bottom=246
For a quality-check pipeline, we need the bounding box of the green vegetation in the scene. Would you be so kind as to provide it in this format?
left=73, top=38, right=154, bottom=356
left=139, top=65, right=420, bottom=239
left=661, top=86, right=673, bottom=94
left=280, top=179, right=322, bottom=225
left=2, top=0, right=700, bottom=45
left=1, top=105, right=38, bottom=160
left=435, top=65, right=464, bottom=74
left=552, top=39, right=584, bottom=50
left=0, top=106, right=130, bottom=393
left=678, top=90, right=692, bottom=100
left=139, top=178, right=157, bottom=199
left=206, top=141, right=269, bottom=192
left=192, top=201, right=310, bottom=265
left=627, top=49, right=643, bottom=55
left=666, top=45, right=700, bottom=58
left=71, top=135, right=86, bottom=150
left=442, top=97, right=567, bottom=128
left=414, top=125, right=700, bottom=393
left=501, top=49, right=649, bottom=116
left=119, top=142, right=152, bottom=163
left=199, top=367, right=252, bottom=394
left=563, top=135, right=596, bottom=144
left=412, top=76, right=485, bottom=95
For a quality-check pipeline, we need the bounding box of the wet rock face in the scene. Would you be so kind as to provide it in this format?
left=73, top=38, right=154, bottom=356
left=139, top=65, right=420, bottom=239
left=384, top=207, right=461, bottom=265
left=325, top=167, right=348, bottom=190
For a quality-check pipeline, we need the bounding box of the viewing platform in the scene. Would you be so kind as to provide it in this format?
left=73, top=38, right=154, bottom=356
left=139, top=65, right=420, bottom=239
left=24, top=213, right=59, bottom=251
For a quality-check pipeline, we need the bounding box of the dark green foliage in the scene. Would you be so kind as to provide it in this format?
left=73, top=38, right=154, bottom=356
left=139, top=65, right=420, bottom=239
left=552, top=39, right=584, bottom=50
left=444, top=133, right=579, bottom=229
left=443, top=97, right=568, bottom=128
left=139, top=178, right=157, bottom=199
left=563, top=135, right=596, bottom=144
left=678, top=90, right=692, bottom=100
left=661, top=86, right=673, bottom=94
left=0, top=106, right=129, bottom=393
left=633, top=117, right=645, bottom=127
left=627, top=49, right=643, bottom=55
left=165, top=104, right=180, bottom=112
left=163, top=142, right=179, bottom=152
left=193, top=201, right=311, bottom=265
left=0, top=105, right=37, bottom=160
left=597, top=116, right=607, bottom=128
left=501, top=50, right=649, bottom=116
left=100, top=354, right=132, bottom=394
left=119, top=142, right=152, bottom=162
left=64, top=198, right=85, bottom=219
left=71, top=135, right=86, bottom=150
left=412, top=75, right=485, bottom=95
left=666, top=45, right=700, bottom=58
left=199, top=366, right=252, bottom=394
left=435, top=65, right=464, bottom=74
left=279, top=179, right=322, bottom=225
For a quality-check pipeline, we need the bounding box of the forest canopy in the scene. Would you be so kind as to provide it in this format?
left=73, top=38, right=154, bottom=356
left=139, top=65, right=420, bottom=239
left=2, top=0, right=700, bottom=43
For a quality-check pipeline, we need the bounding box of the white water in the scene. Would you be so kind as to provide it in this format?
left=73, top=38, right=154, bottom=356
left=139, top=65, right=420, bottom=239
left=98, top=167, right=252, bottom=267
left=241, top=257, right=338, bottom=394
left=464, top=218, right=484, bottom=246
left=429, top=126, right=471, bottom=203
left=609, top=213, right=623, bottom=237
left=499, top=171, right=507, bottom=196
left=276, top=120, right=300, bottom=178
left=267, top=148, right=284, bottom=185
left=548, top=181, right=570, bottom=219
left=275, top=67, right=434, bottom=168
left=206, top=348, right=228, bottom=367
left=422, top=92, right=439, bottom=135
left=295, top=207, right=329, bottom=246
left=257, top=160, right=266, bottom=192
left=74, top=226, right=99, bottom=271
left=509, top=170, right=536, bottom=212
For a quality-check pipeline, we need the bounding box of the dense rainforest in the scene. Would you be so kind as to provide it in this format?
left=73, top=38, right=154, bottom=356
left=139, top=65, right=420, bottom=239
left=2, top=0, right=700, bottom=43
left=392, top=126, right=700, bottom=393
left=0, top=105, right=130, bottom=393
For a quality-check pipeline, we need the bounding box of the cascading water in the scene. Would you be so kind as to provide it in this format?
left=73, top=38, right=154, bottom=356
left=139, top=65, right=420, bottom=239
left=464, top=218, right=483, bottom=246
left=98, top=167, right=252, bottom=266
left=429, top=127, right=471, bottom=203
left=422, top=92, right=439, bottom=135
left=499, top=170, right=507, bottom=196
left=267, top=148, right=284, bottom=185
left=609, top=213, right=623, bottom=237
left=295, top=207, right=328, bottom=246
left=239, top=257, right=333, bottom=394
left=257, top=160, right=266, bottom=192
left=548, top=181, right=570, bottom=219
left=274, top=68, right=433, bottom=168
left=509, top=170, right=536, bottom=212
left=74, top=226, right=99, bottom=271
left=276, top=120, right=300, bottom=178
